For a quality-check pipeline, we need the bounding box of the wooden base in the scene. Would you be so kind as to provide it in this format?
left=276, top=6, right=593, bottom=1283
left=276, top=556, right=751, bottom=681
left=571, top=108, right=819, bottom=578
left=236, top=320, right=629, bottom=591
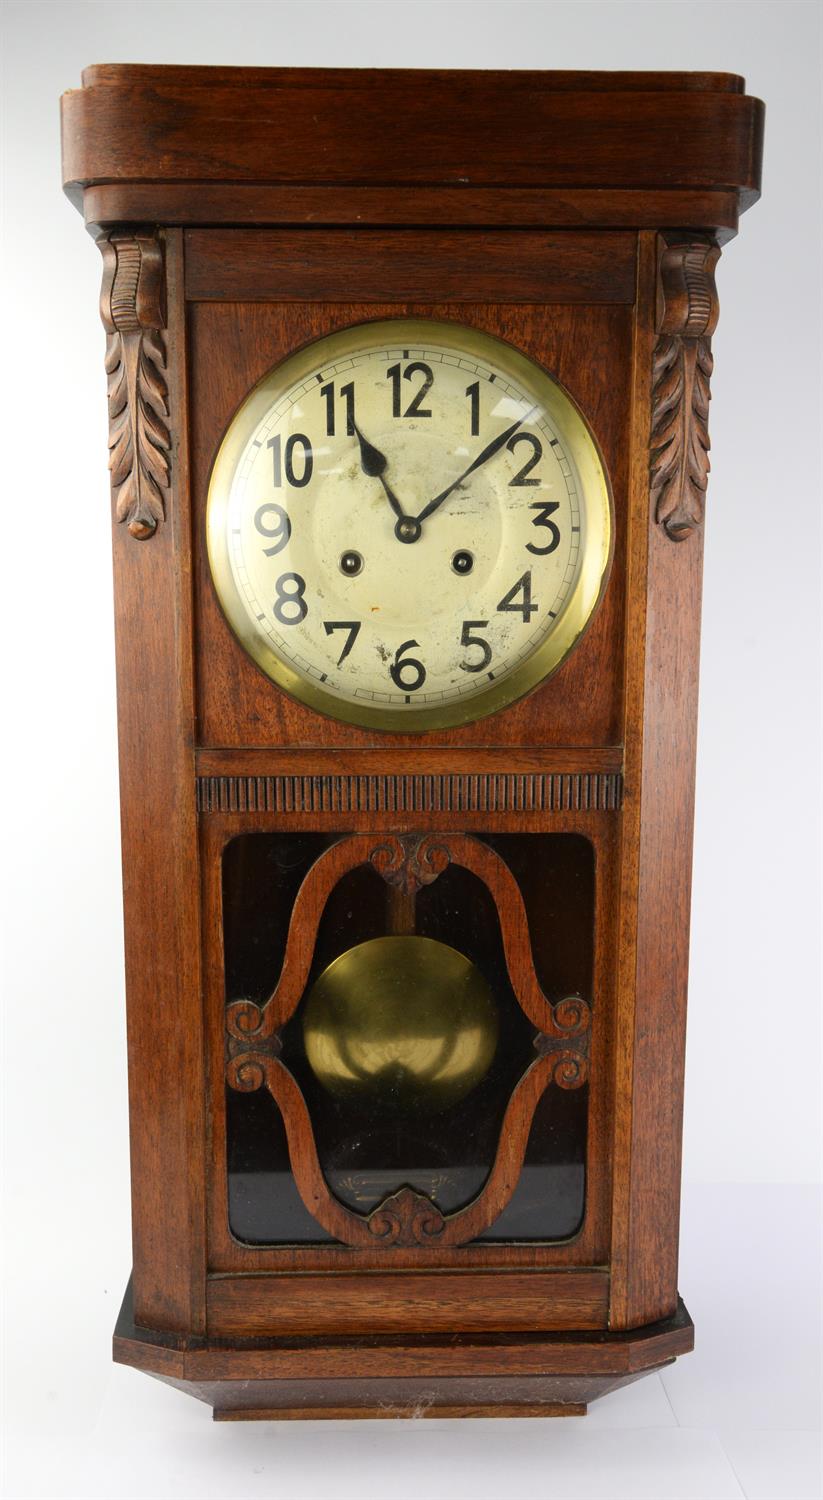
left=113, top=1279, right=693, bottom=1421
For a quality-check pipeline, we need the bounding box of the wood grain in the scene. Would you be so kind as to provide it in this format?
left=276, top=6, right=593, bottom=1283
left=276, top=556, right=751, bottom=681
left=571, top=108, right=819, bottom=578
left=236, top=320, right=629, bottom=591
left=650, top=238, right=721, bottom=540
left=196, top=772, right=624, bottom=815
left=98, top=232, right=169, bottom=538
left=184, top=229, right=636, bottom=305
left=116, top=1289, right=693, bottom=1381
left=610, top=232, right=706, bottom=1330
left=206, top=1269, right=609, bottom=1336
left=189, top=297, right=631, bottom=753
left=81, top=184, right=745, bottom=241
left=62, top=69, right=763, bottom=206
left=108, top=232, right=206, bottom=1333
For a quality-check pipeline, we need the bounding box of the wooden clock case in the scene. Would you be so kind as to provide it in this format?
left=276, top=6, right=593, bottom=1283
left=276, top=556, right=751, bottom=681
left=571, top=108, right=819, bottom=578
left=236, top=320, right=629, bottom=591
left=61, top=67, right=763, bottom=1421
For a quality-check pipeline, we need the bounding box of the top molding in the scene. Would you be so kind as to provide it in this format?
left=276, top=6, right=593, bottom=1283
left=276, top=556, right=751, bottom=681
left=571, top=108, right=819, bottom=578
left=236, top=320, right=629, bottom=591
left=61, top=67, right=764, bottom=240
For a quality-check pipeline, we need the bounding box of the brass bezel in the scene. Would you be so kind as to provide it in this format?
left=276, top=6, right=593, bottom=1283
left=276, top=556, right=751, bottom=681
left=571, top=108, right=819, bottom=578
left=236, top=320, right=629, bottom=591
left=206, top=318, right=613, bottom=732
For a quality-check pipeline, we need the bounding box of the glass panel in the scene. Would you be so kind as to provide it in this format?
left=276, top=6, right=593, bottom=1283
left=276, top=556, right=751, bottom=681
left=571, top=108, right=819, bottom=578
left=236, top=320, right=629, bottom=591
left=223, top=832, right=593, bottom=1246
left=473, top=1078, right=587, bottom=1242
left=227, top=1087, right=335, bottom=1245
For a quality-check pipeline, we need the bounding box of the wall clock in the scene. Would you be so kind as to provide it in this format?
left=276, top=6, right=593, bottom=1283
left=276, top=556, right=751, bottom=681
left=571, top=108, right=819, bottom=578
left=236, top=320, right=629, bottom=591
left=61, top=66, right=763, bottom=1421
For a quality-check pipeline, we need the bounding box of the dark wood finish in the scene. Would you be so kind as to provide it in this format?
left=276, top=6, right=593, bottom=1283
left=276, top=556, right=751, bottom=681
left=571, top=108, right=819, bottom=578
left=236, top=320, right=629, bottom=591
left=212, top=1401, right=590, bottom=1421
left=189, top=297, right=631, bottom=752
left=62, top=68, right=763, bottom=212
left=83, top=184, right=745, bottom=240
left=195, top=745, right=624, bottom=775
left=610, top=233, right=709, bottom=1329
left=651, top=236, right=720, bottom=540
left=62, top=66, right=762, bottom=1419
left=202, top=806, right=618, bottom=1278
left=184, top=229, right=636, bottom=305
left=106, top=231, right=207, bottom=1334
left=196, top=770, right=624, bottom=815
left=225, top=833, right=589, bottom=1253
left=113, top=1279, right=693, bottom=1417
left=81, top=65, right=748, bottom=89
left=207, top=1269, right=608, bottom=1336
left=99, top=231, right=169, bottom=539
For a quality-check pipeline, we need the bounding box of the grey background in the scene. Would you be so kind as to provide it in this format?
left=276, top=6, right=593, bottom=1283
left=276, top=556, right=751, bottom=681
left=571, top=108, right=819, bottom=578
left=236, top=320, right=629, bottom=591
left=2, top=3, right=820, bottom=1497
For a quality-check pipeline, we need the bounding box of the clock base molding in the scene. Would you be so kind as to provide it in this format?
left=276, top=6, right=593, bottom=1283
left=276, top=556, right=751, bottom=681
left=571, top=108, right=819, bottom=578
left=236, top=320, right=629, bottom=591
left=113, top=1280, right=693, bottom=1421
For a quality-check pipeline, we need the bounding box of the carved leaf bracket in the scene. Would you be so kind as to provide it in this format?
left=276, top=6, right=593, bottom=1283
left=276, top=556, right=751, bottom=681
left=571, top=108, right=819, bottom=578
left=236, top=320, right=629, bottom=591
left=650, top=237, right=720, bottom=542
left=226, top=832, right=591, bottom=1251
left=98, top=231, right=170, bottom=539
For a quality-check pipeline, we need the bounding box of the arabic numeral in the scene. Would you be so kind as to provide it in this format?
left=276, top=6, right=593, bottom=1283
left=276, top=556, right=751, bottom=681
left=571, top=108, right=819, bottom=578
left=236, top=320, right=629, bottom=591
left=466, top=381, right=480, bottom=436
left=496, top=571, right=538, bottom=622
left=323, top=620, right=361, bottom=666
left=319, top=380, right=355, bottom=437
left=459, top=619, right=492, bottom=673
left=273, top=572, right=308, bottom=625
left=526, top=501, right=561, bottom=555
left=389, top=639, right=427, bottom=691
left=507, top=432, right=542, bottom=486
left=253, top=502, right=291, bottom=556
left=387, top=362, right=434, bottom=418
left=268, top=433, right=314, bottom=488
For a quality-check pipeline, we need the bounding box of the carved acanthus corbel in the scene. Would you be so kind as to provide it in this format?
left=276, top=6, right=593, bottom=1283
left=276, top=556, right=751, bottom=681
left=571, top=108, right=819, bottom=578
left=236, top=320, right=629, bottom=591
left=650, top=237, right=720, bottom=542
left=98, top=231, right=170, bottom=539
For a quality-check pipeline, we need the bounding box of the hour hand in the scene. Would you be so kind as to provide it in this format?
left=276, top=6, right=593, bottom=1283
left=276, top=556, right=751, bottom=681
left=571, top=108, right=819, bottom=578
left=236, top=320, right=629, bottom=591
left=352, top=422, right=407, bottom=522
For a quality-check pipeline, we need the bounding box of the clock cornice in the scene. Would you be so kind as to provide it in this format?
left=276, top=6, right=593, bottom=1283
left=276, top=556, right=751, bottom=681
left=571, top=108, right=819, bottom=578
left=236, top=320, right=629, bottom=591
left=61, top=66, right=763, bottom=242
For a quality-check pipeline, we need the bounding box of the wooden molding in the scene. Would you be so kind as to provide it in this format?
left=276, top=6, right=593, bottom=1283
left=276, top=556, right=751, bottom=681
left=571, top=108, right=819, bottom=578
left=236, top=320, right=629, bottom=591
left=99, top=230, right=170, bottom=539
left=650, top=237, right=720, bottom=542
left=196, top=772, right=624, bottom=815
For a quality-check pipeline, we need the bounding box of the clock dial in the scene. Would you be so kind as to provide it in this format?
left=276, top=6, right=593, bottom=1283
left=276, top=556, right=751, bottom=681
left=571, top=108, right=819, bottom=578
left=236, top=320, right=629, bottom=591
left=207, top=320, right=612, bottom=730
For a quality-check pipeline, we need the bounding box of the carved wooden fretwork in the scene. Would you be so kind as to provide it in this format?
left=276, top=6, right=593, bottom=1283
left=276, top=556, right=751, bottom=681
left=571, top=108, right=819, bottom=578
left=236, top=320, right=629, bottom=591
left=98, top=230, right=170, bottom=540
left=367, top=1188, right=447, bottom=1247
left=370, top=833, right=451, bottom=893
left=650, top=236, right=720, bottom=542
left=225, top=832, right=591, bottom=1250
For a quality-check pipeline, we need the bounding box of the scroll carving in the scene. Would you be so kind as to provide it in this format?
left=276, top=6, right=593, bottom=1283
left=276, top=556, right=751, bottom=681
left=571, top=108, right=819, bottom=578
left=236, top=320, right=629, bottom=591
left=225, top=832, right=591, bottom=1250
left=370, top=834, right=451, bottom=893
left=98, top=231, right=170, bottom=539
left=367, top=1188, right=446, bottom=1247
left=650, top=237, right=720, bottom=543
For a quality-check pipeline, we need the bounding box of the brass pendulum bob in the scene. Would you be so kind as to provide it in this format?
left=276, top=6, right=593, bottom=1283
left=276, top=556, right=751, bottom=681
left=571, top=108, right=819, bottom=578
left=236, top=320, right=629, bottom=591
left=302, top=935, right=499, bottom=1114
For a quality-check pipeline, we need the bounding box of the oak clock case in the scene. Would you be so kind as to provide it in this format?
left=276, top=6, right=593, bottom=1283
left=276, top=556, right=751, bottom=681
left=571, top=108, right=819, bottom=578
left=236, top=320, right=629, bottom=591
left=206, top=319, right=613, bottom=731
left=60, top=65, right=763, bottom=1422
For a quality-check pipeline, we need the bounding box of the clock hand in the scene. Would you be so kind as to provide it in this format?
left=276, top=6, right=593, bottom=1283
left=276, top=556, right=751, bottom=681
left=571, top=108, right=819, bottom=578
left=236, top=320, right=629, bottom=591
left=415, top=406, right=539, bottom=525
left=352, top=422, right=408, bottom=523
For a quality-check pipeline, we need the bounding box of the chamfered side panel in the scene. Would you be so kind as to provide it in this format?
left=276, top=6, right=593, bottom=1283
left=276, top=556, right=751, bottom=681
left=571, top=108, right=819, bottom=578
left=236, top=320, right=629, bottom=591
left=610, top=232, right=710, bottom=1330
left=108, top=231, right=207, bottom=1334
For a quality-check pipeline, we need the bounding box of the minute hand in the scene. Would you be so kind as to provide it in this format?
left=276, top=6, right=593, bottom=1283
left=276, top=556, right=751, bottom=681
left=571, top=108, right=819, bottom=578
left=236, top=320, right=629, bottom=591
left=415, top=407, right=538, bottom=524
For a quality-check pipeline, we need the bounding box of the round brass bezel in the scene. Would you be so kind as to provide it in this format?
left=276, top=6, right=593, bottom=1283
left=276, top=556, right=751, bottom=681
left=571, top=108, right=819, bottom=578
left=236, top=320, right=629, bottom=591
left=206, top=318, right=613, bottom=732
